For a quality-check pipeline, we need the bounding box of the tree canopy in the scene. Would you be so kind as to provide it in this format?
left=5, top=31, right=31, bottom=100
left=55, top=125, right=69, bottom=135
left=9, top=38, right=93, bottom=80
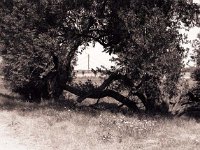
left=0, top=0, right=199, bottom=112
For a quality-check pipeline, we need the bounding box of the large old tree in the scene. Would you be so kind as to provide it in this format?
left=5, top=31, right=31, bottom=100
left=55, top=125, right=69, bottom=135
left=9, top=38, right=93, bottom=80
left=0, top=0, right=199, bottom=112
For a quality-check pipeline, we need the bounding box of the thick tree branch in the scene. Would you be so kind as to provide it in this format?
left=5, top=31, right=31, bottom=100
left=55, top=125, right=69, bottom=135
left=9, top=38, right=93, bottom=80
left=132, top=91, right=148, bottom=108
left=63, top=72, right=149, bottom=110
left=97, top=73, right=147, bottom=91
left=64, top=84, right=139, bottom=111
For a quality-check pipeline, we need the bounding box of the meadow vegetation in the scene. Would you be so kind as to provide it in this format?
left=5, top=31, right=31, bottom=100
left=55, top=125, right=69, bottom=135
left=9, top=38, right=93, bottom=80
left=0, top=90, right=200, bottom=150
left=0, top=76, right=200, bottom=149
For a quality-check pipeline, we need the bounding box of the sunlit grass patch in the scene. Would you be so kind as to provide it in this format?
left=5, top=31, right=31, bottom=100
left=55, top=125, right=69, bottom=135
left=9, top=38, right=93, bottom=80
left=0, top=100, right=200, bottom=150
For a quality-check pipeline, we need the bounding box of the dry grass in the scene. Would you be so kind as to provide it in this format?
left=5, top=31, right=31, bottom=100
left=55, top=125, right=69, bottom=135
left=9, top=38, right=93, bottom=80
left=0, top=96, right=200, bottom=150
left=0, top=77, right=200, bottom=150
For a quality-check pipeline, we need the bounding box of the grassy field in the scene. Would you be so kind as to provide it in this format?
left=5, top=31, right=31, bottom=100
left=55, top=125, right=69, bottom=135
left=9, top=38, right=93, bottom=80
left=0, top=78, right=200, bottom=150
left=0, top=95, right=200, bottom=149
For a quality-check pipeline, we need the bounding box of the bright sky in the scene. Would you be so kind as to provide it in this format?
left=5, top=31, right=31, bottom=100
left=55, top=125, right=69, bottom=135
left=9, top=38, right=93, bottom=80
left=181, top=27, right=200, bottom=67
left=193, top=0, right=200, bottom=4
left=74, top=42, right=116, bottom=70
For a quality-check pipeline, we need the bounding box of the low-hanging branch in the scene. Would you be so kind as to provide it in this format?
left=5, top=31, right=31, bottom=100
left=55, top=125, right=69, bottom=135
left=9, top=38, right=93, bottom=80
left=96, top=72, right=146, bottom=91
left=63, top=72, right=150, bottom=111
left=64, top=84, right=139, bottom=111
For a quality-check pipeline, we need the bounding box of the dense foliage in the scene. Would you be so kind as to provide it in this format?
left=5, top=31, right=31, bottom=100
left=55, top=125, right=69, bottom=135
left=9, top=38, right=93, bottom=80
left=0, top=0, right=91, bottom=101
left=0, top=0, right=199, bottom=112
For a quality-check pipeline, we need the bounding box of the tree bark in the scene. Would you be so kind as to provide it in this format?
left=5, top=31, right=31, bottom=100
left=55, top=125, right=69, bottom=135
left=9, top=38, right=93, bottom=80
left=62, top=72, right=153, bottom=111
left=64, top=84, right=140, bottom=111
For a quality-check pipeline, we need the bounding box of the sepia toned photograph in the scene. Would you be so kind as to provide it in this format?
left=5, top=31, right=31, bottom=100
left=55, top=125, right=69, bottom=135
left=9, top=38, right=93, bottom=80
left=0, top=0, right=200, bottom=149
